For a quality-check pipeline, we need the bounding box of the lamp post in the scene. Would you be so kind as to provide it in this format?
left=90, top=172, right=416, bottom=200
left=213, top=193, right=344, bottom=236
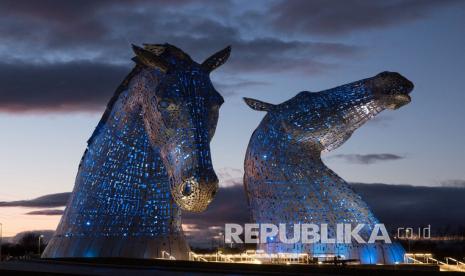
left=406, top=229, right=411, bottom=252
left=0, top=223, right=2, bottom=262
left=219, top=232, right=223, bottom=249
left=38, top=234, right=44, bottom=256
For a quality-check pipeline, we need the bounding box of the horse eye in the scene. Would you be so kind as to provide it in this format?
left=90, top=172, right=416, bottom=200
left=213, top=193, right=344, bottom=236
left=158, top=99, right=177, bottom=111
left=182, top=183, right=193, bottom=196
left=158, top=100, right=169, bottom=109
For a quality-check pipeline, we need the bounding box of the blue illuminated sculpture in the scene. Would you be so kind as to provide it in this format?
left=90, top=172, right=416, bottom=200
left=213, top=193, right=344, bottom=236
left=42, top=43, right=231, bottom=259
left=243, top=72, right=414, bottom=264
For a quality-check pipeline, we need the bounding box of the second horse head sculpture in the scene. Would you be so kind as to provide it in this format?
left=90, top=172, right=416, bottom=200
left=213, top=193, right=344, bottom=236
left=243, top=72, right=413, bottom=264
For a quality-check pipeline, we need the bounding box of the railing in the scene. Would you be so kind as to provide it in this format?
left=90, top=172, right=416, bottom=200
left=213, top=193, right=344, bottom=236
left=404, top=253, right=465, bottom=272
left=441, top=257, right=465, bottom=272
left=426, top=257, right=446, bottom=265
left=445, top=257, right=465, bottom=266
left=404, top=253, right=431, bottom=264
left=171, top=251, right=465, bottom=270
left=217, top=252, right=234, bottom=263
left=405, top=256, right=424, bottom=264
left=161, top=251, right=176, bottom=260
left=188, top=252, right=208, bottom=262
left=188, top=250, right=310, bottom=264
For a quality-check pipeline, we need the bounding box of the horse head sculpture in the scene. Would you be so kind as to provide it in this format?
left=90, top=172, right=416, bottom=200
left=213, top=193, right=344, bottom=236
left=243, top=72, right=413, bottom=264
left=129, top=44, right=229, bottom=212
left=43, top=43, right=230, bottom=259
left=244, top=71, right=413, bottom=153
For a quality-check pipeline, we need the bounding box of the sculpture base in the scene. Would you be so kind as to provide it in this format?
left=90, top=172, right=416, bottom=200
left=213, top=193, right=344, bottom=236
left=42, top=235, right=190, bottom=260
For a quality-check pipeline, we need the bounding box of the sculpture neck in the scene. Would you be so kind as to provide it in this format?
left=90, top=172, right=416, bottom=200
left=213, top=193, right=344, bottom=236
left=63, top=87, right=182, bottom=238
left=245, top=123, right=323, bottom=180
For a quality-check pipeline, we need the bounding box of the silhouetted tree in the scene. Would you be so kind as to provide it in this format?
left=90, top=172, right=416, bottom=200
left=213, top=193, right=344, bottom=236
left=1, top=242, right=26, bottom=258
left=18, top=233, right=44, bottom=254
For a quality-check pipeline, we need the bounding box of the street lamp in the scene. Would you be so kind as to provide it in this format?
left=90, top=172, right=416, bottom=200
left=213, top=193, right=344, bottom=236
left=219, top=232, right=223, bottom=248
left=406, top=229, right=411, bottom=252
left=0, top=223, right=2, bottom=262
left=38, top=234, right=44, bottom=256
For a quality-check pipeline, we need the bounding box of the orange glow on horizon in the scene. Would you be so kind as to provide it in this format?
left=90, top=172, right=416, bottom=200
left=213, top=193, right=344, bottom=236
left=0, top=207, right=63, bottom=237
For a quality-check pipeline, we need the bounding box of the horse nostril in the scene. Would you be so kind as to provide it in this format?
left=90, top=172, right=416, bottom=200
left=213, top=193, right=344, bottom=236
left=182, top=181, right=193, bottom=197
left=405, top=80, right=414, bottom=92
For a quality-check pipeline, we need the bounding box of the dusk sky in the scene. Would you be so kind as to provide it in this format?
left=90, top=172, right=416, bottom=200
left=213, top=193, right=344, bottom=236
left=0, top=0, right=464, bottom=237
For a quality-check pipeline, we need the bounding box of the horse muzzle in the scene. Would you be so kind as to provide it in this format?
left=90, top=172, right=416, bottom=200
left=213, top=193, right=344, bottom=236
left=172, top=173, right=219, bottom=212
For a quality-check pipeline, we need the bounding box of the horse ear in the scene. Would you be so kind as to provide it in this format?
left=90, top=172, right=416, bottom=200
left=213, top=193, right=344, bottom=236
left=131, top=44, right=170, bottom=72
left=243, top=97, right=275, bottom=112
left=201, top=46, right=231, bottom=72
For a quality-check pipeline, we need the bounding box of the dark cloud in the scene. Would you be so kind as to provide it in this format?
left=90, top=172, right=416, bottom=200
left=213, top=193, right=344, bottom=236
left=186, top=183, right=465, bottom=245
left=0, top=192, right=69, bottom=207
left=329, top=153, right=404, bottom=164
left=0, top=0, right=358, bottom=66
left=25, top=209, right=64, bottom=216
left=214, top=80, right=269, bottom=97
left=0, top=60, right=275, bottom=112
left=183, top=185, right=249, bottom=246
left=351, top=183, right=465, bottom=234
left=184, top=185, right=249, bottom=227
left=269, top=0, right=462, bottom=36
left=0, top=0, right=360, bottom=113
left=227, top=38, right=359, bottom=74
left=0, top=61, right=128, bottom=112
left=440, top=179, right=465, bottom=188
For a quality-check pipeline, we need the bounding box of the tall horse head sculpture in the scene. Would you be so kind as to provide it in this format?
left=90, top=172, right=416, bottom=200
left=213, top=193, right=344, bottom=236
left=243, top=72, right=413, bottom=264
left=43, top=43, right=230, bottom=259
left=129, top=44, right=230, bottom=212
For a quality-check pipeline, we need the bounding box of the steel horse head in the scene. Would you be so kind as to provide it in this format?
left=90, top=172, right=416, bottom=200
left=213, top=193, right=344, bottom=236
left=129, top=43, right=230, bottom=212
left=244, top=71, right=414, bottom=153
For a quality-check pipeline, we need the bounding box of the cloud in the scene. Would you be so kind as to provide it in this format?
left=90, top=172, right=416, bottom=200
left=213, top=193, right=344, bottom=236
left=0, top=61, right=129, bottom=112
left=0, top=1, right=359, bottom=67
left=225, top=38, right=359, bottom=73
left=440, top=179, right=465, bottom=188
left=351, top=183, right=465, bottom=233
left=0, top=192, right=70, bottom=207
left=183, top=185, right=249, bottom=246
left=25, top=209, right=64, bottom=216
left=329, top=153, right=405, bottom=164
left=216, top=167, right=243, bottom=187
left=213, top=80, right=269, bottom=98
left=0, top=60, right=273, bottom=112
left=0, top=0, right=360, bottom=113
left=0, top=0, right=459, bottom=113
left=268, top=0, right=462, bottom=36
left=187, top=183, right=465, bottom=246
